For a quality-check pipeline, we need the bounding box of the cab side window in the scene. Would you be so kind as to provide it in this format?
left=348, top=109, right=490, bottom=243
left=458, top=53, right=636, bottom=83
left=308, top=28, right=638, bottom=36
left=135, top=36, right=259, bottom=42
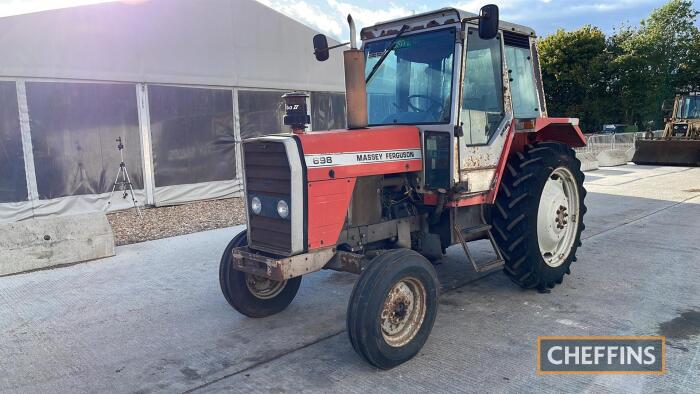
left=504, top=35, right=540, bottom=119
left=460, top=28, right=504, bottom=145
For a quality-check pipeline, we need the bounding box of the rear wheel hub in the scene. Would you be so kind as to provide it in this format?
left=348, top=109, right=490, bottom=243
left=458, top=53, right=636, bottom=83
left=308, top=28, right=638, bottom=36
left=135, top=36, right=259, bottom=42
left=537, top=167, right=579, bottom=268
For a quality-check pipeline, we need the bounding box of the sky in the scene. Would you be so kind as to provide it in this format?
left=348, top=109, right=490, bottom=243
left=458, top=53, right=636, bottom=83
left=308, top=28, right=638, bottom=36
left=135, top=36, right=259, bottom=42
left=0, top=0, right=683, bottom=39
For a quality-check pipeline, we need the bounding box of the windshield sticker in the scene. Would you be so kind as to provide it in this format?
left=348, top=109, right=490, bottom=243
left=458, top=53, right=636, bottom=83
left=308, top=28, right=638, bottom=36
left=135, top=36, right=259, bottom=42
left=367, top=50, right=386, bottom=58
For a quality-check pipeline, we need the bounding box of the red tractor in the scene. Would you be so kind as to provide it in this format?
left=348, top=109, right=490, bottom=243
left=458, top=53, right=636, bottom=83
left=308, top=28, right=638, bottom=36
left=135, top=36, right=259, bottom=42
left=219, top=5, right=587, bottom=369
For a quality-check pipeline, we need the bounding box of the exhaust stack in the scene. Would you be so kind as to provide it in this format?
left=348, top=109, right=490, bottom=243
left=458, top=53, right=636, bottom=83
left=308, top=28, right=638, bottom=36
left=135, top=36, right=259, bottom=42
left=343, top=15, right=368, bottom=129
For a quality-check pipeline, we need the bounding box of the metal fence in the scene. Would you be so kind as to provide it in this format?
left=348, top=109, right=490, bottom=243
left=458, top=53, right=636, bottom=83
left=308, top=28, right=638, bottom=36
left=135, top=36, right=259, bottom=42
left=575, top=132, right=641, bottom=156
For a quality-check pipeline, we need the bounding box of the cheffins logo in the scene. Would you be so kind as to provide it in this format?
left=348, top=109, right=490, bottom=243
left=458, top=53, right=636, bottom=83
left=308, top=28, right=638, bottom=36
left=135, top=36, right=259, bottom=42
left=537, top=336, right=665, bottom=375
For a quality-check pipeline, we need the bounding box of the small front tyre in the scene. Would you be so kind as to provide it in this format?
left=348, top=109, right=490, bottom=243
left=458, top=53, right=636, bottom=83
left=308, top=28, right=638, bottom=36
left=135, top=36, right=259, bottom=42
left=219, top=230, right=301, bottom=318
left=347, top=249, right=439, bottom=369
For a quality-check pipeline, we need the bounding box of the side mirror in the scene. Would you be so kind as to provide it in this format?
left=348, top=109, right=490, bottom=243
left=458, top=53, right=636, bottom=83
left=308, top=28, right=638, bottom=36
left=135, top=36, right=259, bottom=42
left=313, top=34, right=329, bottom=62
left=478, top=4, right=499, bottom=40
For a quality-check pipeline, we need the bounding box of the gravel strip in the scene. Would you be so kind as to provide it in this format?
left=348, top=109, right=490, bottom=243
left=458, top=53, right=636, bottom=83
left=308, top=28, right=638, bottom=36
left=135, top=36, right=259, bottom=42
left=107, top=198, right=246, bottom=246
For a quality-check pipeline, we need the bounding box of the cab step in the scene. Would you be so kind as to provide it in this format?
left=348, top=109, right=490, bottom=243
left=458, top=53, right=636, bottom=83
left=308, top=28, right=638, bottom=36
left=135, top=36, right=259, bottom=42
left=453, top=222, right=505, bottom=273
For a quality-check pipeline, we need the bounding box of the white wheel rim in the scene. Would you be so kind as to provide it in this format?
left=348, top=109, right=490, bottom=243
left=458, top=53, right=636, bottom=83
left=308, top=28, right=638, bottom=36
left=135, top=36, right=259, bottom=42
left=245, top=274, right=287, bottom=299
left=537, top=167, right=579, bottom=268
left=380, top=277, right=427, bottom=347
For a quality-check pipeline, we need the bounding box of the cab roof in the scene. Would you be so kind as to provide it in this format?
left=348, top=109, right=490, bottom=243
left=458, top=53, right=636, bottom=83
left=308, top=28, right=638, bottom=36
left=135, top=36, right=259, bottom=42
left=361, top=7, right=536, bottom=40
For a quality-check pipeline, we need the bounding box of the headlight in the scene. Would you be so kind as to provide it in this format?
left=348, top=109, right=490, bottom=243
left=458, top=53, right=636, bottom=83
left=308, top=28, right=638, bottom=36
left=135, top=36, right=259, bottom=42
left=251, top=196, right=262, bottom=215
left=277, top=200, right=289, bottom=219
left=674, top=125, right=679, bottom=129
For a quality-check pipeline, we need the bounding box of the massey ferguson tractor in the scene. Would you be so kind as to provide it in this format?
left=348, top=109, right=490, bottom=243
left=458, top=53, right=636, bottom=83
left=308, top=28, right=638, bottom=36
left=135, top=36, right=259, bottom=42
left=219, top=5, right=588, bottom=369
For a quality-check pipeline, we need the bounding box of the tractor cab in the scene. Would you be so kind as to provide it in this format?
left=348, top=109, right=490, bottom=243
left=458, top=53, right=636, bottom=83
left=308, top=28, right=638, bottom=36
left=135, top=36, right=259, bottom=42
left=313, top=7, right=557, bottom=195
left=672, top=93, right=700, bottom=136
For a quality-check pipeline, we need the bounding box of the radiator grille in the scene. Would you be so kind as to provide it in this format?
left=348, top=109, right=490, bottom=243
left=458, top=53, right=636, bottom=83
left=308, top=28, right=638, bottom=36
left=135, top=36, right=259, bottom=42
left=243, top=140, right=292, bottom=255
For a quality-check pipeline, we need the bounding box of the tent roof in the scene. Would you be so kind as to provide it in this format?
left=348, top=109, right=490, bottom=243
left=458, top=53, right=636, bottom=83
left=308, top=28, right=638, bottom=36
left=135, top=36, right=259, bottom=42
left=0, top=0, right=346, bottom=92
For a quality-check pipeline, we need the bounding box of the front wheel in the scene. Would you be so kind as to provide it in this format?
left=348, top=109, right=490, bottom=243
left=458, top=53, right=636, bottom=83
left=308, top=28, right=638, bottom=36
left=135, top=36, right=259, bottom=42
left=346, top=249, right=439, bottom=369
left=492, top=142, right=587, bottom=292
left=219, top=230, right=301, bottom=317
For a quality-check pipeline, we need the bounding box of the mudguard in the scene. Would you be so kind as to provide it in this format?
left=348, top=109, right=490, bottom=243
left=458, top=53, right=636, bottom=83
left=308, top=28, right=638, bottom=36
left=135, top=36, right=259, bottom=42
left=532, top=118, right=587, bottom=147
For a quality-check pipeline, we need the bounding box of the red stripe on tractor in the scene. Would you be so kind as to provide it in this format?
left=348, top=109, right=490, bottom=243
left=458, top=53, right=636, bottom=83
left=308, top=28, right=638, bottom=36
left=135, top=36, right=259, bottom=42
left=297, top=126, right=421, bottom=154
left=483, top=123, right=516, bottom=204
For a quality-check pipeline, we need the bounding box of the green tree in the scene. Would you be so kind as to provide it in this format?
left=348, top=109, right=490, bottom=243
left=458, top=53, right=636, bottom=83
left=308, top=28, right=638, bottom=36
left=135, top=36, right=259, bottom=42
left=611, top=0, right=700, bottom=126
left=538, top=26, right=613, bottom=132
left=538, top=0, right=700, bottom=132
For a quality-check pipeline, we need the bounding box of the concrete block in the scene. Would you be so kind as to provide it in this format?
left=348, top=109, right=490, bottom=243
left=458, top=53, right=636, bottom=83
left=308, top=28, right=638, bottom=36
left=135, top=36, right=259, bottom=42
left=596, top=149, right=629, bottom=167
left=0, top=212, right=115, bottom=276
left=576, top=152, right=599, bottom=172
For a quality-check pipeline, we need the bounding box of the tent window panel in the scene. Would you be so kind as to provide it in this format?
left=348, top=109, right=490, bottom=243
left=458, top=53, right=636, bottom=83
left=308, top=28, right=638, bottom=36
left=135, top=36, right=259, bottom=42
left=0, top=81, right=28, bottom=203
left=238, top=90, right=286, bottom=139
left=311, top=92, right=346, bottom=130
left=26, top=82, right=142, bottom=199
left=148, top=85, right=236, bottom=187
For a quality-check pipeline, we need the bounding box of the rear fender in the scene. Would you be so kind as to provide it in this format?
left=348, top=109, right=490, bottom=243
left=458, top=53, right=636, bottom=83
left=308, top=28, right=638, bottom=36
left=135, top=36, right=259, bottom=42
left=533, top=117, right=586, bottom=147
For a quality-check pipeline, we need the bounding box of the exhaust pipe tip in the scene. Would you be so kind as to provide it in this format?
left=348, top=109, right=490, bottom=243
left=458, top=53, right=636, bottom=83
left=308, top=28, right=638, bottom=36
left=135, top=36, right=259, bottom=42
left=344, top=14, right=368, bottom=129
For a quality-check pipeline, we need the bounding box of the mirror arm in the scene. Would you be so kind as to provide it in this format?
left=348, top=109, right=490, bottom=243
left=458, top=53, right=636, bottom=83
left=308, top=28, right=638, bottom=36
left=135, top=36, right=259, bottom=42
left=460, top=16, right=481, bottom=25
left=313, top=42, right=350, bottom=56
left=459, top=15, right=483, bottom=33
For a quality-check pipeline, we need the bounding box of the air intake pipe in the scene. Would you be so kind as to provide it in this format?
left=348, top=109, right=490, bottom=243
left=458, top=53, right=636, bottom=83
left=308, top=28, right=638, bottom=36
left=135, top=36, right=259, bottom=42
left=343, top=15, right=368, bottom=129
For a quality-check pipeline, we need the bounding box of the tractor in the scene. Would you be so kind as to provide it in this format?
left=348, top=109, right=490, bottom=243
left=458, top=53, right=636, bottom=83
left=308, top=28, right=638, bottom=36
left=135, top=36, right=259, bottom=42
left=219, top=5, right=588, bottom=369
left=632, top=92, right=700, bottom=166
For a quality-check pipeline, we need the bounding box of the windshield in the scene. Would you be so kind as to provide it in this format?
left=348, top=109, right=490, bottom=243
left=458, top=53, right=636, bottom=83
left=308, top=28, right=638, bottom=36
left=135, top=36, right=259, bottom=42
left=364, top=28, right=455, bottom=125
left=677, top=95, right=700, bottom=119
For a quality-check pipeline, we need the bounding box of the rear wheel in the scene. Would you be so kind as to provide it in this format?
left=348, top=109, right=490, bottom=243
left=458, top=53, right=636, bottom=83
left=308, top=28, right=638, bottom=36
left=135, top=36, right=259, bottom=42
left=219, top=230, right=301, bottom=317
left=347, top=249, right=439, bottom=369
left=492, top=142, right=587, bottom=292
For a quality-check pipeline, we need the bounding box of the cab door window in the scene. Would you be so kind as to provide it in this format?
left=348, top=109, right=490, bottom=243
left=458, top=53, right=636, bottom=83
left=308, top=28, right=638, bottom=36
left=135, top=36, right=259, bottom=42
left=505, top=44, right=540, bottom=119
left=460, top=28, right=504, bottom=145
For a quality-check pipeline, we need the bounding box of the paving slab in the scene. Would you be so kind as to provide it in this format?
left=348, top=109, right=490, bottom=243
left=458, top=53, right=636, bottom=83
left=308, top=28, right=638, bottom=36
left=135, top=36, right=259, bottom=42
left=0, top=165, right=698, bottom=393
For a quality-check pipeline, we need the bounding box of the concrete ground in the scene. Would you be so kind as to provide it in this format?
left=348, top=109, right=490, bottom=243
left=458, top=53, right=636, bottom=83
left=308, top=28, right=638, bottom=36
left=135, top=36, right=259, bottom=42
left=1, top=164, right=699, bottom=393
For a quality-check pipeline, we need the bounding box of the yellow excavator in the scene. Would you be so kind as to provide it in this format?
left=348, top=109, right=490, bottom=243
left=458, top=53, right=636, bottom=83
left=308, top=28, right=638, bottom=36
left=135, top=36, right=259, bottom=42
left=633, top=92, right=700, bottom=166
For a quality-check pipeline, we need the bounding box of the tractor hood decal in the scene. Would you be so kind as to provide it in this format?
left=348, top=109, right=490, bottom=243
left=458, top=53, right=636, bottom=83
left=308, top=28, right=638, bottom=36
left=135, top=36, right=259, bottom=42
left=305, top=149, right=422, bottom=168
left=296, top=125, right=423, bottom=181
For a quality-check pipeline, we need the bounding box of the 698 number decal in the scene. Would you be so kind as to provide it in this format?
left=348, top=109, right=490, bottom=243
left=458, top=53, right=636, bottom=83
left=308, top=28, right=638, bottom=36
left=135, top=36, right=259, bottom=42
left=312, top=156, right=333, bottom=165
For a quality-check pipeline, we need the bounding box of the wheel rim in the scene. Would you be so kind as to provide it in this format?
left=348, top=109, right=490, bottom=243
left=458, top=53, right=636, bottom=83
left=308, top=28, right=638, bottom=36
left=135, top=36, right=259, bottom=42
left=245, top=273, right=287, bottom=299
left=537, top=167, right=580, bottom=268
left=380, top=277, right=427, bottom=348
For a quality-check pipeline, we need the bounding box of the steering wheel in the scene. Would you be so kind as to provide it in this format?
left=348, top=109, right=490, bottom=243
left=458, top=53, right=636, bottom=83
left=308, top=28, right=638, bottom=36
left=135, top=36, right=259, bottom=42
left=407, top=94, right=443, bottom=114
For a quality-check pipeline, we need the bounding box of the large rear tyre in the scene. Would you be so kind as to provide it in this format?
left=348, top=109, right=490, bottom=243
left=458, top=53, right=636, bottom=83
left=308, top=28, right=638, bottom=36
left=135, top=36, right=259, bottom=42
left=492, top=142, right=587, bottom=292
left=347, top=249, right=439, bottom=369
left=219, top=230, right=301, bottom=318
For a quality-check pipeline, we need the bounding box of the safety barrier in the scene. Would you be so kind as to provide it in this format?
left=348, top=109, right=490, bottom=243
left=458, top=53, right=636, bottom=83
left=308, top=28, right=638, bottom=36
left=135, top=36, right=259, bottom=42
left=575, top=132, right=639, bottom=156
left=0, top=212, right=115, bottom=275
left=574, top=132, right=660, bottom=168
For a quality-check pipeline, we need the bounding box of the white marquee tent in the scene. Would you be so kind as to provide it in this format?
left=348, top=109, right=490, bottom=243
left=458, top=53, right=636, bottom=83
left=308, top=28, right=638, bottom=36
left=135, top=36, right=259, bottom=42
left=0, top=0, right=347, bottom=223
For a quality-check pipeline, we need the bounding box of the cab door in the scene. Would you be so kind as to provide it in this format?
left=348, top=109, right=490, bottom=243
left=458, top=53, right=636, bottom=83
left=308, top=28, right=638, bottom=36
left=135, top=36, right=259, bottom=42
left=456, top=28, right=512, bottom=193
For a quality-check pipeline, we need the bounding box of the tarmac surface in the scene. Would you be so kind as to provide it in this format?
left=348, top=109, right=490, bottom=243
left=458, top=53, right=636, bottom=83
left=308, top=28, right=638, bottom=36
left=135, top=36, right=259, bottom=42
left=1, top=164, right=699, bottom=393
